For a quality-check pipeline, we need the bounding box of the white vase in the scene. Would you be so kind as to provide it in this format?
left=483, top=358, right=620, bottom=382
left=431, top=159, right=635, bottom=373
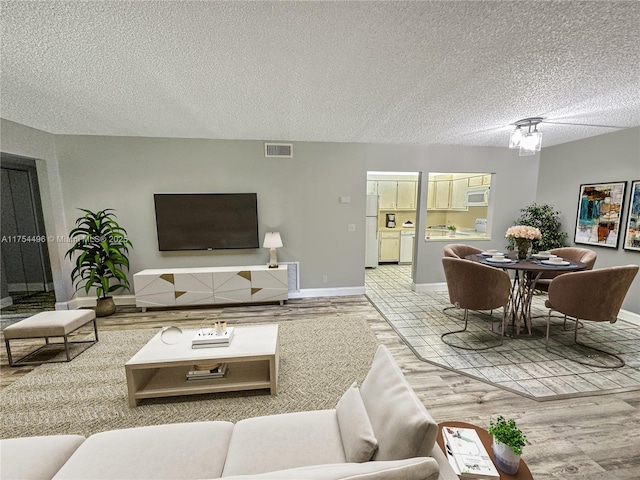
left=492, top=439, right=520, bottom=475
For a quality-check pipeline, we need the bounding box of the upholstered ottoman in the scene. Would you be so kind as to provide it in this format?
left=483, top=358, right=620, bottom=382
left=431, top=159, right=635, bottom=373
left=3, top=310, right=98, bottom=366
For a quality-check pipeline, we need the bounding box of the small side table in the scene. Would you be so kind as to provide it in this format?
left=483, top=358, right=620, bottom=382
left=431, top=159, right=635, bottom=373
left=437, top=421, right=533, bottom=480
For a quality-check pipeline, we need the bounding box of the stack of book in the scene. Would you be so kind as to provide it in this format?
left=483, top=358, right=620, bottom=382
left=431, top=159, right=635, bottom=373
left=442, top=426, right=500, bottom=479
left=186, top=362, right=228, bottom=381
left=191, top=327, right=235, bottom=348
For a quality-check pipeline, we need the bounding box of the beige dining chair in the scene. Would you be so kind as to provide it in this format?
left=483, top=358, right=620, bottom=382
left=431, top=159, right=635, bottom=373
left=545, top=264, right=638, bottom=368
left=536, top=247, right=597, bottom=292
left=441, top=257, right=511, bottom=350
left=443, top=244, right=483, bottom=259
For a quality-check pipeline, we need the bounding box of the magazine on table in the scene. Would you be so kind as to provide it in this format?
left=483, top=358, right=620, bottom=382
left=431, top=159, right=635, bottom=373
left=186, top=362, right=228, bottom=380
left=442, top=426, right=499, bottom=479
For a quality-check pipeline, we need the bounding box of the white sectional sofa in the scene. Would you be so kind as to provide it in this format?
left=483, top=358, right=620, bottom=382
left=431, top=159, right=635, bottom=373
left=1, top=345, right=458, bottom=480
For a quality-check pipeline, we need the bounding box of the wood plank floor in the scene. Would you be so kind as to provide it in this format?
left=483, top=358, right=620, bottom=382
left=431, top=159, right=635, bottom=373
left=2, top=296, right=638, bottom=479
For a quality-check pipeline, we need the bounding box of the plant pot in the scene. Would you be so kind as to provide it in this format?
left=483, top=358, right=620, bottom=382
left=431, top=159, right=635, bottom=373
left=492, top=439, right=521, bottom=475
left=96, top=296, right=116, bottom=317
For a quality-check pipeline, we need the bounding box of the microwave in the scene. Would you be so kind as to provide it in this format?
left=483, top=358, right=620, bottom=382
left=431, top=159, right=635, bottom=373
left=466, top=186, right=490, bottom=206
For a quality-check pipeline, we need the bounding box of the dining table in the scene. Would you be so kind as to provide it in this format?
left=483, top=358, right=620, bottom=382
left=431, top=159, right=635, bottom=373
left=465, top=252, right=587, bottom=337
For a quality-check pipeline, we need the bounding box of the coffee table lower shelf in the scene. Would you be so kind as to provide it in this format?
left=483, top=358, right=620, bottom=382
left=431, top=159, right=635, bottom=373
left=126, top=359, right=274, bottom=407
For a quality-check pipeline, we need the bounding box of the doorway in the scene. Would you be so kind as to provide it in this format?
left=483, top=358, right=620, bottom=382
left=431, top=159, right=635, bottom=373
left=1, top=154, right=55, bottom=316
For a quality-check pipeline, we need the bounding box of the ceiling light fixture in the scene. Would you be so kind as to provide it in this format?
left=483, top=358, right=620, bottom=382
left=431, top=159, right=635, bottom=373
left=509, top=117, right=543, bottom=156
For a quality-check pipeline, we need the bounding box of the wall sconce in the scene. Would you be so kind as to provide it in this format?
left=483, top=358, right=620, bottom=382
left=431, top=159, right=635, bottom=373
left=509, top=117, right=543, bottom=156
left=263, top=232, right=283, bottom=268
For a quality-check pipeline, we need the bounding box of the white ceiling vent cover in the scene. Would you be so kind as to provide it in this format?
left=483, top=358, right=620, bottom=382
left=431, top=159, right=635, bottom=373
left=265, top=143, right=293, bottom=158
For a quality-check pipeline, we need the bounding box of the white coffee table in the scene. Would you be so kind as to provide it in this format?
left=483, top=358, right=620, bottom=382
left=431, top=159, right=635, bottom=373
left=125, top=324, right=279, bottom=407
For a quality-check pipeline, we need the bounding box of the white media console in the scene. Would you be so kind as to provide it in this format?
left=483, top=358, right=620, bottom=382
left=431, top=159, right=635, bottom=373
left=134, top=265, right=288, bottom=311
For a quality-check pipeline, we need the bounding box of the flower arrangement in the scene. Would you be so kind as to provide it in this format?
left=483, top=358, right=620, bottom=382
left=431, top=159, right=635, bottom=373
left=512, top=203, right=567, bottom=252
left=505, top=225, right=542, bottom=241
left=506, top=226, right=541, bottom=259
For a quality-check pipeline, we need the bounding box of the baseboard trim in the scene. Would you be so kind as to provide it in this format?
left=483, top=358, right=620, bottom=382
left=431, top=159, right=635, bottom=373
left=413, top=282, right=448, bottom=293
left=55, top=295, right=137, bottom=311
left=289, top=286, right=366, bottom=299
left=618, top=309, right=640, bottom=327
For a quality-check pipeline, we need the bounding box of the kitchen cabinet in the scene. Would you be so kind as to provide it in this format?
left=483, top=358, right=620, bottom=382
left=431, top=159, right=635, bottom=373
left=377, top=181, right=398, bottom=209
left=434, top=180, right=451, bottom=209
left=427, top=181, right=436, bottom=210
left=379, top=231, right=400, bottom=262
left=482, top=174, right=491, bottom=185
left=397, top=181, right=417, bottom=209
left=399, top=231, right=414, bottom=264
left=450, top=178, right=469, bottom=210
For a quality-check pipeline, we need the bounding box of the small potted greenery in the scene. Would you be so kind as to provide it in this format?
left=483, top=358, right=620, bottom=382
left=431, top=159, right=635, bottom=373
left=65, top=208, right=133, bottom=317
left=447, top=224, right=457, bottom=237
left=488, top=416, right=526, bottom=474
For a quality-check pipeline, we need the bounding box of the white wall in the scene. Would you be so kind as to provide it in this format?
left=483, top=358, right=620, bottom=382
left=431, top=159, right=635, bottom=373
left=53, top=135, right=368, bottom=296
left=536, top=127, right=640, bottom=314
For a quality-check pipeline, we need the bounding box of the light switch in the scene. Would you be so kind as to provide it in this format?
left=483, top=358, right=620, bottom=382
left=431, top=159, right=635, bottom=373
left=339, top=196, right=351, bottom=204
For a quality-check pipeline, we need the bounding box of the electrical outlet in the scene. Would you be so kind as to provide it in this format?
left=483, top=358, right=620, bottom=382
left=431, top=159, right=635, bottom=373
left=322, top=275, right=328, bottom=283
left=348, top=223, right=356, bottom=231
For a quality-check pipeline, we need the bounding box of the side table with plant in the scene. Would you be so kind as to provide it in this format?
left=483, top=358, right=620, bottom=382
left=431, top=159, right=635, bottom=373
left=488, top=415, right=527, bottom=475
left=65, top=208, right=133, bottom=317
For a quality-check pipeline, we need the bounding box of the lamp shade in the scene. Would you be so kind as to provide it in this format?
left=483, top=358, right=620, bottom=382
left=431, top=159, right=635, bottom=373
left=263, top=232, right=283, bottom=248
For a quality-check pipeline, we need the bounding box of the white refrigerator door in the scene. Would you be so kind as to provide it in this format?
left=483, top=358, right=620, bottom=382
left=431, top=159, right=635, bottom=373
left=365, top=217, right=379, bottom=268
left=366, top=195, right=378, bottom=217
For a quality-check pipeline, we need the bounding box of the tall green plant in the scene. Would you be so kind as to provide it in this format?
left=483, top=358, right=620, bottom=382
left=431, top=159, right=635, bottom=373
left=510, top=203, right=567, bottom=253
left=65, top=208, right=133, bottom=298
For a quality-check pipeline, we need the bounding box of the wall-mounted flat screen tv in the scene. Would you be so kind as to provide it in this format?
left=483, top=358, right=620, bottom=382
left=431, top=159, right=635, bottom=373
left=154, top=193, right=259, bottom=251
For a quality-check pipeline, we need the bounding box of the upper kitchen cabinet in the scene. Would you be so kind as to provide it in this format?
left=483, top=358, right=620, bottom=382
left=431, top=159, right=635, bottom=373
left=397, top=181, right=418, bottom=209
left=377, top=180, right=398, bottom=209
left=450, top=177, right=469, bottom=210
left=375, top=179, right=418, bottom=210
left=434, top=180, right=451, bottom=209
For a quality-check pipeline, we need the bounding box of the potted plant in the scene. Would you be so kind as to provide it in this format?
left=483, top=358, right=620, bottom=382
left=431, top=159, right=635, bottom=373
left=488, top=416, right=527, bottom=474
left=509, top=203, right=567, bottom=253
left=65, top=208, right=133, bottom=317
left=447, top=224, right=457, bottom=237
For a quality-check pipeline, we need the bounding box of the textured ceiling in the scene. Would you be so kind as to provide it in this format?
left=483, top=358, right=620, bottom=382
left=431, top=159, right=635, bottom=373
left=1, top=1, right=639, bottom=149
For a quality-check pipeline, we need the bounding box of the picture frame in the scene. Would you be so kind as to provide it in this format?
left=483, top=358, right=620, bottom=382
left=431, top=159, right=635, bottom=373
left=623, top=180, right=640, bottom=252
left=574, top=181, right=627, bottom=248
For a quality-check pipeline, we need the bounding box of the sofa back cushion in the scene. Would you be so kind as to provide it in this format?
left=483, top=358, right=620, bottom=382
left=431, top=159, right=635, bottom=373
left=335, top=382, right=378, bottom=462
left=359, top=345, right=438, bottom=460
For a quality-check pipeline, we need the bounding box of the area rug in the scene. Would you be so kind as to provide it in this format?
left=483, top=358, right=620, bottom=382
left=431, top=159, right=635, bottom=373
left=0, top=316, right=379, bottom=439
left=366, top=264, right=640, bottom=402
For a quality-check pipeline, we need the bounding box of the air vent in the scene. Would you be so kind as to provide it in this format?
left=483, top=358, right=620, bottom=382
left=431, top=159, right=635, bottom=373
left=265, top=143, right=293, bottom=158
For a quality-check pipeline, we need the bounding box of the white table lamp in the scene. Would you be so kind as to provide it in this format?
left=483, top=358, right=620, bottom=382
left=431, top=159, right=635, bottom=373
left=263, top=232, right=283, bottom=268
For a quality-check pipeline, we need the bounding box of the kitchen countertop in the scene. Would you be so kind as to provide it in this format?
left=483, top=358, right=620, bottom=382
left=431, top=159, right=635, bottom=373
left=379, top=226, right=416, bottom=232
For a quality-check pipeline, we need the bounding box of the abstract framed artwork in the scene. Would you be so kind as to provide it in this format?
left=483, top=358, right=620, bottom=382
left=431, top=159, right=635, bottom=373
left=574, top=181, right=626, bottom=248
left=623, top=180, right=640, bottom=252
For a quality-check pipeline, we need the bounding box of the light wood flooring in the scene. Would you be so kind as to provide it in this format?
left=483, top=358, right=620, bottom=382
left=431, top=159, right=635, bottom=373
left=2, top=296, right=639, bottom=479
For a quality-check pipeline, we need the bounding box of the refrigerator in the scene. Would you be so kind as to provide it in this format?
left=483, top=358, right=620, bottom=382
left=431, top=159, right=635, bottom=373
left=365, top=195, right=379, bottom=268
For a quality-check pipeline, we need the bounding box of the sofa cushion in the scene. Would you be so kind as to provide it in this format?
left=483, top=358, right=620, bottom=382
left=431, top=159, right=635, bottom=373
left=335, top=383, right=378, bottom=462
left=221, top=457, right=440, bottom=480
left=222, top=410, right=346, bottom=477
left=52, top=421, right=234, bottom=479
left=360, top=345, right=438, bottom=461
left=0, top=435, right=85, bottom=480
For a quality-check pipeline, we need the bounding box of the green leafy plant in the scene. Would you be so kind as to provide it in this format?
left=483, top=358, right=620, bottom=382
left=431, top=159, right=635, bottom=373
left=447, top=224, right=457, bottom=231
left=488, top=416, right=527, bottom=456
left=65, top=208, right=133, bottom=298
left=508, top=203, right=567, bottom=253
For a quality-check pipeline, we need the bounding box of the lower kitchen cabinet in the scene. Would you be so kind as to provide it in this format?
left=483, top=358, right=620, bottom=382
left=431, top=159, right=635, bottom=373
left=379, top=231, right=400, bottom=262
